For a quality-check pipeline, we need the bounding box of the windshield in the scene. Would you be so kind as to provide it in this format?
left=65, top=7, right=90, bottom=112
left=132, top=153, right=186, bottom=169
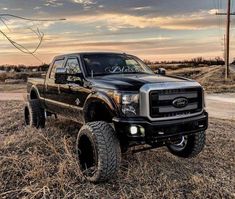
left=82, top=54, right=154, bottom=76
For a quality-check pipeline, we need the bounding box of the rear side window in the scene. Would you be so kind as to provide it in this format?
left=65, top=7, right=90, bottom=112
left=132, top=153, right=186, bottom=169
left=49, top=59, right=64, bottom=79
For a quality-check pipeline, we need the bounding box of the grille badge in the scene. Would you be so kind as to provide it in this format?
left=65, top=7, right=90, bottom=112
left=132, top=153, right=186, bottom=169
left=172, top=97, right=188, bottom=108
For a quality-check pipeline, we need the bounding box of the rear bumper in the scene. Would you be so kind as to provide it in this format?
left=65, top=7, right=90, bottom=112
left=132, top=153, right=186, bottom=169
left=113, top=111, right=208, bottom=146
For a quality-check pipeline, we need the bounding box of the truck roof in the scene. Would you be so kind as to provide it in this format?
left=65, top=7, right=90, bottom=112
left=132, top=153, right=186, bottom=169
left=54, top=52, right=132, bottom=60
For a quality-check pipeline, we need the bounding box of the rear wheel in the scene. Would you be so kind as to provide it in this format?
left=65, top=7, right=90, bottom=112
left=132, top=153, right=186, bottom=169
left=76, top=121, right=121, bottom=182
left=24, top=99, right=45, bottom=128
left=167, top=131, right=206, bottom=158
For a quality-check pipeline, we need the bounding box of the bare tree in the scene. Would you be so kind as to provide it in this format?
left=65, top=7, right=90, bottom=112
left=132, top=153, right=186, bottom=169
left=0, top=14, right=65, bottom=63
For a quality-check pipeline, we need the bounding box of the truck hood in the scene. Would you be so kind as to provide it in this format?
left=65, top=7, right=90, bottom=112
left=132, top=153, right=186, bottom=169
left=88, top=73, right=193, bottom=91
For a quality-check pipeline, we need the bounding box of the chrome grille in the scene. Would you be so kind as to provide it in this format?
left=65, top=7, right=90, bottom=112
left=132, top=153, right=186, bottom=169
left=150, top=88, right=203, bottom=118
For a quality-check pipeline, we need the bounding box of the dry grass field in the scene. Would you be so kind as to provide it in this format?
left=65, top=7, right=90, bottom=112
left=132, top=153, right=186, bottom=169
left=0, top=71, right=42, bottom=93
left=168, top=66, right=235, bottom=93
left=0, top=65, right=234, bottom=198
left=0, top=71, right=44, bottom=82
left=0, top=101, right=234, bottom=198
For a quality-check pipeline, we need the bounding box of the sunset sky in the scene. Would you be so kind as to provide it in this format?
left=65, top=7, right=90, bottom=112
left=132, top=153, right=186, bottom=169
left=0, top=0, right=234, bottom=65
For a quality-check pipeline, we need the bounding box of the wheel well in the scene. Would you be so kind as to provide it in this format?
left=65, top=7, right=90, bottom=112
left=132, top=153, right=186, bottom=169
left=85, top=101, right=114, bottom=123
left=30, top=89, right=38, bottom=99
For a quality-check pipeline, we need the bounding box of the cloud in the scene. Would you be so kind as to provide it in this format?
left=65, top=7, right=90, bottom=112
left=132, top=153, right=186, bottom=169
left=72, top=0, right=96, bottom=6
left=44, top=0, right=63, bottom=7
left=130, top=6, right=152, bottom=11
left=208, top=9, right=219, bottom=15
left=0, top=32, right=222, bottom=65
left=34, top=6, right=42, bottom=10
left=67, top=10, right=217, bottom=30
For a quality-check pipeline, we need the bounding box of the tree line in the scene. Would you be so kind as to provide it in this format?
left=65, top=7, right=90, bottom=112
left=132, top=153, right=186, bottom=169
left=144, top=56, right=225, bottom=66
left=0, top=56, right=226, bottom=73
left=0, top=64, right=49, bottom=72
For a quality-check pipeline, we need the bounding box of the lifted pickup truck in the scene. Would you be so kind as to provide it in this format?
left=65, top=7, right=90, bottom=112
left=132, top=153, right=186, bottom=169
left=24, top=52, right=208, bottom=182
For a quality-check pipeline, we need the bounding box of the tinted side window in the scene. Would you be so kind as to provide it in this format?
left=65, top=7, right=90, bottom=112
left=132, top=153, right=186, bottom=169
left=49, top=59, right=64, bottom=79
left=65, top=58, right=81, bottom=74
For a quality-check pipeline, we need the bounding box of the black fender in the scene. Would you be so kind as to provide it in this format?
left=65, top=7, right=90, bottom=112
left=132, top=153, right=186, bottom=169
left=83, top=91, right=119, bottom=122
left=29, top=85, right=41, bottom=100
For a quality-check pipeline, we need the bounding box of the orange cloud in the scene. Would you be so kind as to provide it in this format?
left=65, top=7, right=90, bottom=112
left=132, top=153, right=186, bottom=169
left=66, top=10, right=217, bottom=30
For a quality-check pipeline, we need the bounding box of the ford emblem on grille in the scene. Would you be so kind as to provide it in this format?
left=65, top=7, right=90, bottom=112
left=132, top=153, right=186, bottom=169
left=172, top=97, right=188, bottom=108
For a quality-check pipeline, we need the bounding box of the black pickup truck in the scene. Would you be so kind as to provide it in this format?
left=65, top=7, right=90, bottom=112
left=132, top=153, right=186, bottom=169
left=24, top=52, right=208, bottom=182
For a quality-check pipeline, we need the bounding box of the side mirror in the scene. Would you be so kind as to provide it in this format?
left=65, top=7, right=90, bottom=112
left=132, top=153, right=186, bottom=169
left=55, top=67, right=68, bottom=84
left=155, top=68, right=166, bottom=75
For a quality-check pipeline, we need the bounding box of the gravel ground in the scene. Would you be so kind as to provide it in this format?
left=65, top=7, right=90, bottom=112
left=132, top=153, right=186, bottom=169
left=0, top=101, right=234, bottom=199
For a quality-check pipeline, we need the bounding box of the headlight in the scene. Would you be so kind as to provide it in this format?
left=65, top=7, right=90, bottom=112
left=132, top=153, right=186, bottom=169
left=121, top=93, right=139, bottom=116
left=122, top=93, right=139, bottom=105
left=111, top=91, right=139, bottom=116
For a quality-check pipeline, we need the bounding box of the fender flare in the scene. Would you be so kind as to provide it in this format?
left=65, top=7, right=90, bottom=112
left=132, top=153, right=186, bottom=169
left=83, top=91, right=118, bottom=122
left=29, top=85, right=41, bottom=100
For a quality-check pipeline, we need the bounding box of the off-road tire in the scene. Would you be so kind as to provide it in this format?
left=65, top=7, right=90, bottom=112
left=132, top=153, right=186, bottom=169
left=76, top=121, right=121, bottom=182
left=24, top=99, right=45, bottom=128
left=167, top=131, right=206, bottom=158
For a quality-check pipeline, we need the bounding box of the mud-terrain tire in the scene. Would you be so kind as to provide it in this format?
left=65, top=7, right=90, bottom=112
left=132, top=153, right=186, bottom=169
left=167, top=131, right=206, bottom=158
left=24, top=99, right=45, bottom=128
left=76, top=121, right=121, bottom=182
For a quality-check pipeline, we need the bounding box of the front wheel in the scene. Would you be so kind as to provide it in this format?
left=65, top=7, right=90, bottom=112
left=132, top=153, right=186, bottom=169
left=76, top=121, right=121, bottom=182
left=167, top=131, right=206, bottom=158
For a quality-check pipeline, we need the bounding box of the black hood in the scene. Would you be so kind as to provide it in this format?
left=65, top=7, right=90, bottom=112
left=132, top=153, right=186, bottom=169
left=88, top=73, right=193, bottom=91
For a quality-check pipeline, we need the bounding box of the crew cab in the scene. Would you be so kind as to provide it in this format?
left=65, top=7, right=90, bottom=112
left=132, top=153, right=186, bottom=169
left=24, top=52, right=208, bottom=182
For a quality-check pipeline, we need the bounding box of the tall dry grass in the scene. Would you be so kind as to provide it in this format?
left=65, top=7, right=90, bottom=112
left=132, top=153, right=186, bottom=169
left=168, top=66, right=235, bottom=93
left=0, top=101, right=235, bottom=198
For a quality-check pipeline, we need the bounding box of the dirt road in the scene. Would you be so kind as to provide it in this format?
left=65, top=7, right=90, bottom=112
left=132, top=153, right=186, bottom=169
left=0, top=92, right=26, bottom=101
left=0, top=92, right=234, bottom=120
left=206, top=93, right=235, bottom=120
left=230, top=64, right=235, bottom=72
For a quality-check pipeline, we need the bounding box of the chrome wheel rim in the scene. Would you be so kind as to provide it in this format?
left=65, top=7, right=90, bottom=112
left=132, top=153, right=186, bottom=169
left=170, top=136, right=188, bottom=151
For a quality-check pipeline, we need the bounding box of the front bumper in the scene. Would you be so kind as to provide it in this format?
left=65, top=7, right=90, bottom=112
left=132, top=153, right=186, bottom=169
left=113, top=111, right=208, bottom=146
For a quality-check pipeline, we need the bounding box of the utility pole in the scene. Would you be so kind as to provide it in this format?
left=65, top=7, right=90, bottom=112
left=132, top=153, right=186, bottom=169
left=226, top=0, right=231, bottom=79
left=223, top=34, right=226, bottom=62
left=216, top=0, right=234, bottom=80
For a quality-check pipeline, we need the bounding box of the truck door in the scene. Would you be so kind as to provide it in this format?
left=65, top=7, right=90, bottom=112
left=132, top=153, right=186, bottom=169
left=58, top=57, right=90, bottom=123
left=44, top=58, right=66, bottom=114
